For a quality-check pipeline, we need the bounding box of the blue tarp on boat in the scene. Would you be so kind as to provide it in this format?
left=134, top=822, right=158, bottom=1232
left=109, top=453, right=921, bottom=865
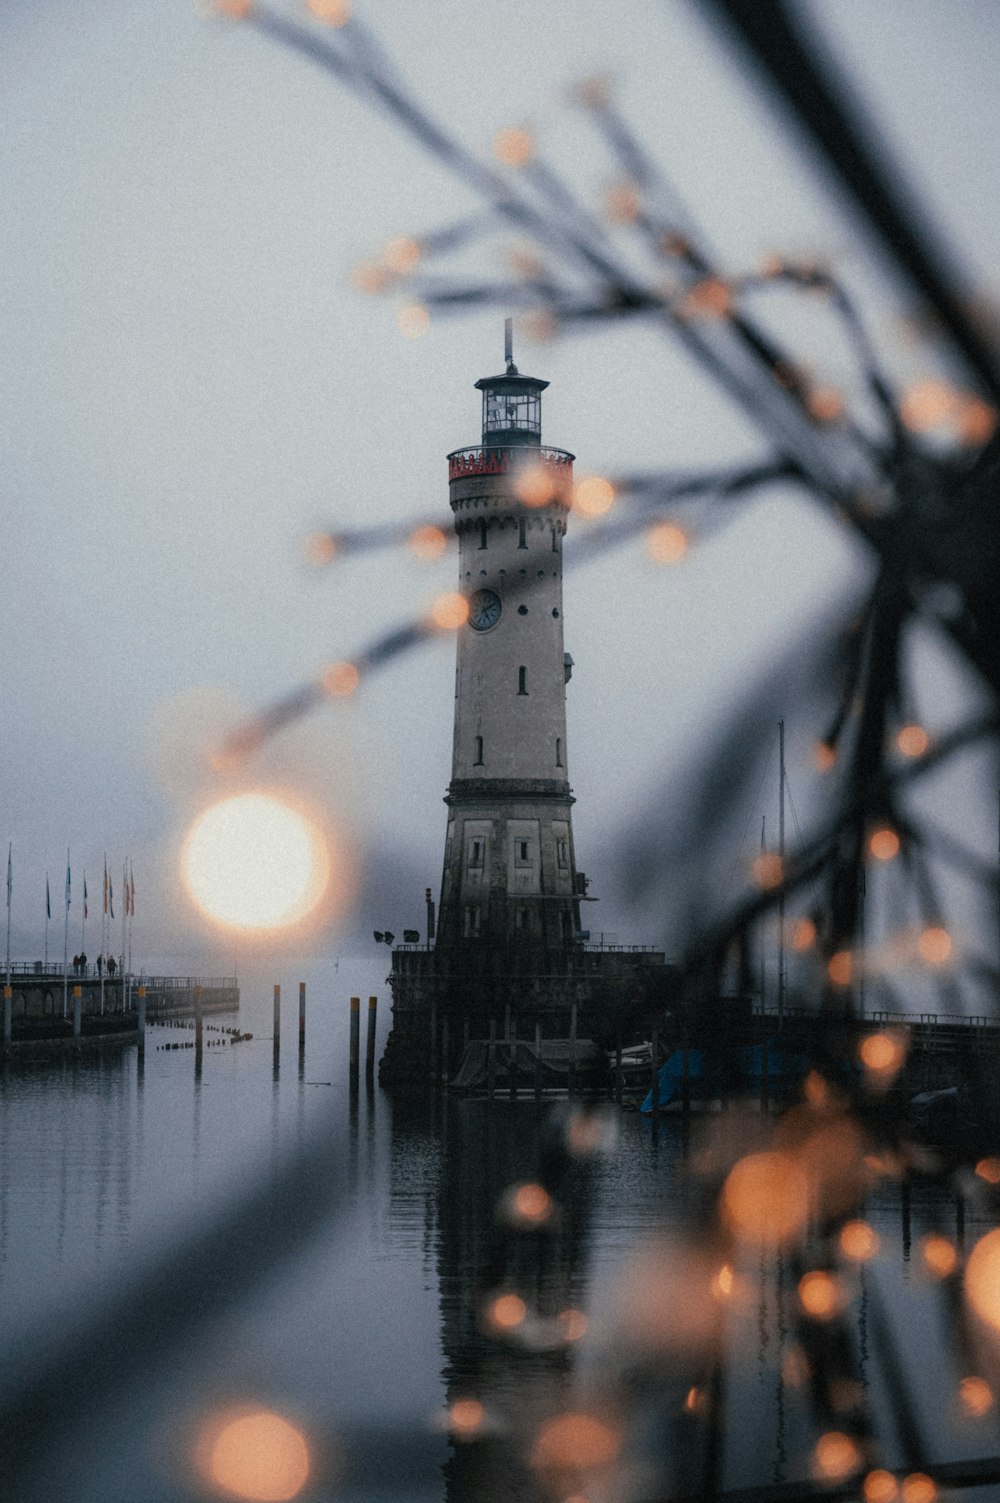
left=640, top=1044, right=809, bottom=1113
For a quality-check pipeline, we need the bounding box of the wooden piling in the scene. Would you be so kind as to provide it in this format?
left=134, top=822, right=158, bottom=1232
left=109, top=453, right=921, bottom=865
left=137, top=984, right=146, bottom=1054
left=349, top=996, right=360, bottom=1074
left=509, top=1012, right=518, bottom=1101
left=440, top=1015, right=449, bottom=1091
left=72, top=984, right=82, bottom=1041
left=650, top=1023, right=660, bottom=1142
left=430, top=994, right=438, bottom=1082
left=2, top=985, right=10, bottom=1045
left=298, top=981, right=306, bottom=1054
left=487, top=1019, right=496, bottom=1099
left=615, top=1030, right=623, bottom=1108
left=568, top=1001, right=578, bottom=1097
left=366, top=995, right=377, bottom=1082
left=195, top=985, right=204, bottom=1065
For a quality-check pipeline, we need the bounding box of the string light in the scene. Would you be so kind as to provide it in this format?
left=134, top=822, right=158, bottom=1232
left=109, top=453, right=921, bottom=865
left=916, top=926, right=952, bottom=966
left=602, top=182, right=641, bottom=223
left=798, top=1270, right=845, bottom=1320
left=646, top=521, right=688, bottom=564
left=827, top=950, right=853, bottom=987
left=900, top=1474, right=937, bottom=1503
left=572, top=476, right=615, bottom=517
left=868, top=827, right=900, bottom=861
left=920, top=1234, right=958, bottom=1281
left=860, top=1030, right=906, bottom=1080
left=975, top=1157, right=1000, bottom=1184
left=447, top=1398, right=486, bottom=1438
left=964, top=1229, right=1000, bottom=1326
left=493, top=127, right=535, bottom=168
left=813, top=741, right=836, bottom=772
left=321, top=661, right=359, bottom=697
left=398, top=303, right=430, bottom=338
left=839, top=1220, right=880, bottom=1263
left=813, top=1431, right=862, bottom=1482
left=196, top=1409, right=311, bottom=1502
left=896, top=724, right=929, bottom=758
left=863, top=1470, right=899, bottom=1503
left=408, top=525, right=447, bottom=559
left=958, top=1376, right=994, bottom=1417
left=678, top=278, right=733, bottom=320
left=720, top=1152, right=809, bottom=1248
left=751, top=852, right=783, bottom=890
left=383, top=236, right=422, bottom=274
left=306, top=0, right=351, bottom=23
left=303, top=533, right=338, bottom=567
left=486, top=1293, right=527, bottom=1331
left=791, top=917, right=817, bottom=952
left=428, top=592, right=469, bottom=630
left=351, top=261, right=391, bottom=295
left=806, top=386, right=845, bottom=424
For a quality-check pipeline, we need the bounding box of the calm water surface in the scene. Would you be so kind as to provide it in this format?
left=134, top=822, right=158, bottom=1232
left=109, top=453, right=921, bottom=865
left=2, top=959, right=999, bottom=1501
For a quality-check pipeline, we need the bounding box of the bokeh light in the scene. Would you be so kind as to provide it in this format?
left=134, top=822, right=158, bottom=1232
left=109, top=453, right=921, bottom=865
left=321, top=661, right=359, bottom=697
left=515, top=465, right=557, bottom=508
left=397, top=302, right=429, bottom=338
left=958, top=1376, right=994, bottom=1417
left=900, top=1474, right=937, bottom=1503
left=679, top=277, right=733, bottom=319
left=572, top=476, right=615, bottom=517
left=720, top=1151, right=810, bottom=1248
left=603, top=182, right=641, bottom=222
left=975, top=1157, right=1000, bottom=1184
left=751, top=852, right=783, bottom=890
left=860, top=1030, right=907, bottom=1080
left=429, top=592, right=470, bottom=630
left=965, top=1229, right=1000, bottom=1326
left=493, top=126, right=535, bottom=168
left=409, top=524, right=447, bottom=559
left=917, top=926, right=952, bottom=966
left=351, top=261, right=391, bottom=295
left=182, top=794, right=331, bottom=932
left=306, top=0, right=351, bottom=23
left=303, top=532, right=337, bottom=567
left=791, top=916, right=817, bottom=952
left=531, top=1413, right=620, bottom=1477
left=839, top=1220, right=880, bottom=1262
left=813, top=740, right=837, bottom=772
left=798, top=1270, right=845, bottom=1320
left=447, top=1398, right=486, bottom=1438
left=383, top=235, right=421, bottom=273
left=500, top=1181, right=554, bottom=1228
left=197, top=1409, right=310, bottom=1502
left=806, top=387, right=845, bottom=424
left=869, top=826, right=901, bottom=861
left=827, top=950, right=854, bottom=988
left=645, top=521, right=688, bottom=564
left=921, top=1234, right=958, bottom=1281
left=558, top=1309, right=588, bottom=1342
left=896, top=724, right=929, bottom=758
left=864, top=1470, right=899, bottom=1503
left=486, top=1293, right=527, bottom=1332
left=813, top=1431, right=862, bottom=1481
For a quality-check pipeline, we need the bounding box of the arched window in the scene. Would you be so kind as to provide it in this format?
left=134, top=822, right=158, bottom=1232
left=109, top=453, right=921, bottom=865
left=478, top=519, right=488, bottom=550
left=518, top=666, right=527, bottom=695
left=474, top=735, right=484, bottom=765
left=556, top=737, right=562, bottom=766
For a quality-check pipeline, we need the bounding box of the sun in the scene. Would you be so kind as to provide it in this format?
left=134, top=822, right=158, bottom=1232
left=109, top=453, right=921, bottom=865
left=182, top=793, right=330, bottom=932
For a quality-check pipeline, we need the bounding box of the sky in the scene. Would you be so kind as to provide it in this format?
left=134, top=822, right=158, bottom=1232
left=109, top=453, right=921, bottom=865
left=2, top=0, right=998, bottom=968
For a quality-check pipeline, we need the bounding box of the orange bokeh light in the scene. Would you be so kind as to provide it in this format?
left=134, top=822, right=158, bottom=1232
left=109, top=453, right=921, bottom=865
left=306, top=0, right=351, bottom=22
left=511, top=1182, right=553, bottom=1224
left=711, top=1263, right=735, bottom=1300
left=679, top=277, right=733, bottom=319
left=917, top=926, right=952, bottom=966
left=896, top=724, right=929, bottom=758
left=921, top=1234, right=958, bottom=1281
left=646, top=521, right=688, bottom=564
left=975, top=1157, right=1000, bottom=1184
left=573, top=476, right=615, bottom=517
left=901, top=1474, right=937, bottom=1503
left=303, top=532, right=337, bottom=567
left=839, top=1220, right=880, bottom=1263
left=813, top=1431, right=862, bottom=1481
left=383, top=235, right=421, bottom=274
left=429, top=592, right=470, bottom=630
left=603, top=182, right=641, bottom=223
left=798, top=1270, right=845, bottom=1321
left=409, top=525, right=447, bottom=560
left=869, top=827, right=900, bottom=861
left=860, top=1030, right=907, bottom=1078
left=558, top=1308, right=588, bottom=1342
left=351, top=261, right=390, bottom=295
left=751, top=852, right=784, bottom=890
left=488, top=1293, right=527, bottom=1330
left=899, top=378, right=958, bottom=432
left=531, top=1413, right=620, bottom=1475
left=720, top=1151, right=810, bottom=1248
left=493, top=127, right=535, bottom=168
left=791, top=917, right=817, bottom=952
left=813, top=740, right=837, bottom=773
left=515, top=465, right=557, bottom=508
left=827, top=950, right=854, bottom=988
left=398, top=303, right=429, bottom=338
left=198, top=1409, right=310, bottom=1502
left=864, top=1469, right=899, bottom=1503
left=807, top=387, right=845, bottom=424
left=965, top=1229, right=1000, bottom=1327
left=958, top=1376, right=994, bottom=1418
left=321, top=661, right=359, bottom=698
left=449, top=1398, right=486, bottom=1436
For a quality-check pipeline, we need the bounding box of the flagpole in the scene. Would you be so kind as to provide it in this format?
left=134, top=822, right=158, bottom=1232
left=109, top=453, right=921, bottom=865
left=81, top=869, right=87, bottom=957
left=121, top=859, right=127, bottom=1012
left=6, top=843, right=12, bottom=990
left=62, top=850, right=70, bottom=1020
left=44, top=873, right=50, bottom=970
left=101, top=854, right=107, bottom=1016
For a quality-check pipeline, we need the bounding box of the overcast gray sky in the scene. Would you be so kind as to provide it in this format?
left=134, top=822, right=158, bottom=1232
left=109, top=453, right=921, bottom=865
left=2, top=0, right=998, bottom=965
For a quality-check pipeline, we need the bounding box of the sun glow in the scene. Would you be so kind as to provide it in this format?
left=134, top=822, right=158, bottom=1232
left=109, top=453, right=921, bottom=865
left=182, top=793, right=330, bottom=932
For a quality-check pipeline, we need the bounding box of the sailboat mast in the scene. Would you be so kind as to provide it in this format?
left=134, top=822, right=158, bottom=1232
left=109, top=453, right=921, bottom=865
left=778, top=720, right=786, bottom=1027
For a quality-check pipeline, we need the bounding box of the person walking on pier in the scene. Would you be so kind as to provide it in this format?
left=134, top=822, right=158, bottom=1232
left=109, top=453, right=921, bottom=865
left=96, top=954, right=103, bottom=977
left=79, top=952, right=87, bottom=976
left=107, top=955, right=116, bottom=978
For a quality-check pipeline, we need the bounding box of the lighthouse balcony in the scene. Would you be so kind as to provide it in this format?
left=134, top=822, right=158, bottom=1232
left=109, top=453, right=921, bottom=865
left=447, top=445, right=574, bottom=482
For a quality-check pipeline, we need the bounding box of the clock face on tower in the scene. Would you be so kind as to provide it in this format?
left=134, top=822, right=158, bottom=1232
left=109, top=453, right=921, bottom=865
left=468, top=588, right=502, bottom=632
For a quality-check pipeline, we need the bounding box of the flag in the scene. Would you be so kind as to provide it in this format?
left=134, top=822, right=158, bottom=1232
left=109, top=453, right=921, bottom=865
left=129, top=863, right=135, bottom=918
left=46, top=875, right=51, bottom=921
left=65, top=857, right=71, bottom=911
left=84, top=875, right=88, bottom=921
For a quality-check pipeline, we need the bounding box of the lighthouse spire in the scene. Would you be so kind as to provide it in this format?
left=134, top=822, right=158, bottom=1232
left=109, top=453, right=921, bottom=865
left=504, top=316, right=515, bottom=373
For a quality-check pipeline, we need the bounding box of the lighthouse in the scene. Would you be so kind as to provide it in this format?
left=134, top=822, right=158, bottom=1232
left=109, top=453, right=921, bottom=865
left=380, top=328, right=664, bottom=1090
left=437, top=322, right=583, bottom=953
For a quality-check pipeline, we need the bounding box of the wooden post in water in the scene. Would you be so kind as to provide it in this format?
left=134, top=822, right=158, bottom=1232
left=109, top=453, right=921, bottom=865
left=298, top=981, right=306, bottom=1058
left=349, top=996, right=360, bottom=1076
left=137, top=984, right=146, bottom=1055
left=534, top=1020, right=542, bottom=1100
left=271, top=984, right=280, bottom=1070
left=568, top=1001, right=578, bottom=1097
left=650, top=1022, right=660, bottom=1142
left=615, top=1027, right=623, bottom=1108
left=508, top=1011, right=518, bottom=1101
left=72, top=984, right=82, bottom=1041
left=440, top=1015, right=449, bottom=1091
left=487, top=1019, right=496, bottom=1099
left=430, top=994, right=438, bottom=1083
left=366, top=995, right=377, bottom=1083
left=195, top=985, right=204, bottom=1066
left=2, top=984, right=10, bottom=1045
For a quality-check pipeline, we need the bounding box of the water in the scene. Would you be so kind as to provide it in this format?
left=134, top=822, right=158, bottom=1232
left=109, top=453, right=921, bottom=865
left=2, top=959, right=1000, bottom=1501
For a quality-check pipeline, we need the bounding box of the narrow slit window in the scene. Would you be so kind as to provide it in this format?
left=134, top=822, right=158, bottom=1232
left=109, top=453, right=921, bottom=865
left=551, top=527, right=558, bottom=552
left=515, top=839, right=531, bottom=867
left=468, top=838, right=484, bottom=869
left=463, top=905, right=481, bottom=938
left=556, top=737, right=562, bottom=767
left=557, top=838, right=569, bottom=868
left=474, top=735, right=484, bottom=765
left=518, top=666, right=527, bottom=695
left=517, top=907, right=530, bottom=931
left=518, top=518, right=527, bottom=549
left=478, top=519, right=488, bottom=550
